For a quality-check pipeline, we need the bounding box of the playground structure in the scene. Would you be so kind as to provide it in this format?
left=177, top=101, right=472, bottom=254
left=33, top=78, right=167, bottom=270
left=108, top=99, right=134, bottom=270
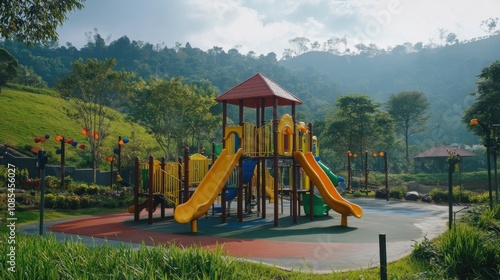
left=132, top=73, right=363, bottom=231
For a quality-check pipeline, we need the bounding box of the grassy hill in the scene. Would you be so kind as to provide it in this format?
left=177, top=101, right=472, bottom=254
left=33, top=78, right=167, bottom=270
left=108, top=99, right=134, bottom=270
left=0, top=85, right=161, bottom=169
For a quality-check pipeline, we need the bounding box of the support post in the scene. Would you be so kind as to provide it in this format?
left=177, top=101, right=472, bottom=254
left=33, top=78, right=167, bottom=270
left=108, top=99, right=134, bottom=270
left=273, top=97, right=279, bottom=226
left=60, top=136, right=65, bottom=188
left=184, top=147, right=190, bottom=202
left=379, top=233, right=387, bottom=280
left=384, top=151, right=389, bottom=201
left=134, top=157, right=139, bottom=222
left=308, top=123, right=314, bottom=221
left=148, top=155, right=154, bottom=225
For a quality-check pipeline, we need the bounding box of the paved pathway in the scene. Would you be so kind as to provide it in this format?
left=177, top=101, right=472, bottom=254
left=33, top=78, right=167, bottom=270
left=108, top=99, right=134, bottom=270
left=21, top=199, right=459, bottom=273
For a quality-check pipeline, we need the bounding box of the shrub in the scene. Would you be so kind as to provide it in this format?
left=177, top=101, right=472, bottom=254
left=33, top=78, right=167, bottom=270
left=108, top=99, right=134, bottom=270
left=63, top=175, right=73, bottom=189
left=86, top=186, right=98, bottom=195
left=470, top=192, right=489, bottom=203
left=45, top=176, right=61, bottom=189
left=67, top=195, right=80, bottom=210
left=438, top=223, right=497, bottom=279
left=389, top=185, right=407, bottom=199
left=44, top=194, right=56, bottom=208
left=430, top=187, right=448, bottom=203
left=79, top=195, right=91, bottom=208
left=54, top=195, right=69, bottom=209
left=72, top=184, right=87, bottom=196
left=412, top=235, right=442, bottom=267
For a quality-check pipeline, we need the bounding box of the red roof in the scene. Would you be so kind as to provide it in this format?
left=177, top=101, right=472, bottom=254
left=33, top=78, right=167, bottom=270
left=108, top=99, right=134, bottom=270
left=413, top=146, right=476, bottom=158
left=215, top=73, right=303, bottom=108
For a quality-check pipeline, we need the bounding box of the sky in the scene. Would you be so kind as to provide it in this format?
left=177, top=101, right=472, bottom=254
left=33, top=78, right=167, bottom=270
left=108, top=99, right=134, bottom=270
left=56, top=0, right=500, bottom=58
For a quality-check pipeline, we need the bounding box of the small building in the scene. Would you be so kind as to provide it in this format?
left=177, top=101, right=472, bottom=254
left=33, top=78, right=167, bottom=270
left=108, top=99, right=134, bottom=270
left=413, top=145, right=476, bottom=173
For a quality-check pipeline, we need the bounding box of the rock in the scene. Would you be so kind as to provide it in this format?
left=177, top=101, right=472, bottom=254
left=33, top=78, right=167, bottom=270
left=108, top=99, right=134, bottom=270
left=405, top=191, right=421, bottom=201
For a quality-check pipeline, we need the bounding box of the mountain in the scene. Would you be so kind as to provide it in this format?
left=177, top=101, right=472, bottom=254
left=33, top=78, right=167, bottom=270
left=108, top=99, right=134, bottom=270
left=280, top=34, right=500, bottom=147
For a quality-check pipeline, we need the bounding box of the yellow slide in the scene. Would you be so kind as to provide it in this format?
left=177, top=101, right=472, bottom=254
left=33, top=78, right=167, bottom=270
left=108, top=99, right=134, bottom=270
left=174, top=148, right=243, bottom=224
left=252, top=167, right=275, bottom=203
left=293, top=151, right=363, bottom=226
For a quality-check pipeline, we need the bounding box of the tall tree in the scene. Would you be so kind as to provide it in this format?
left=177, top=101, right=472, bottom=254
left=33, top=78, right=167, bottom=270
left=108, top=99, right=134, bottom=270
left=322, top=94, right=394, bottom=168
left=0, top=0, right=85, bottom=44
left=128, top=77, right=220, bottom=159
left=386, top=91, right=430, bottom=173
left=463, top=60, right=500, bottom=140
left=57, top=58, right=133, bottom=182
left=0, top=48, right=18, bottom=92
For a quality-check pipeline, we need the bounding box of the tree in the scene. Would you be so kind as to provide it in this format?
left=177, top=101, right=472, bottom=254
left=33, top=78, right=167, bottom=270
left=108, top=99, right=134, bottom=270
left=321, top=94, right=395, bottom=168
left=0, top=48, right=18, bottom=91
left=57, top=58, right=134, bottom=183
left=288, top=37, right=310, bottom=56
left=463, top=60, right=500, bottom=139
left=13, top=64, right=47, bottom=88
left=386, top=91, right=430, bottom=173
left=128, top=77, right=220, bottom=159
left=0, top=0, right=85, bottom=44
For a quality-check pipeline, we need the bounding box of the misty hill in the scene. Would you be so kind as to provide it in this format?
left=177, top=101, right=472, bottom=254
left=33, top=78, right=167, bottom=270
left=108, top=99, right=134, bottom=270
left=280, top=34, right=500, bottom=146
left=281, top=34, right=500, bottom=103
left=2, top=34, right=500, bottom=148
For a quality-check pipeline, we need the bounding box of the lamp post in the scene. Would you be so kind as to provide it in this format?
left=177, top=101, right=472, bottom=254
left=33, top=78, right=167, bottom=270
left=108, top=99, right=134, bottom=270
left=493, top=124, right=500, bottom=203
left=470, top=119, right=493, bottom=209
left=373, top=151, right=389, bottom=200
left=347, top=151, right=357, bottom=192
left=114, top=136, right=129, bottom=176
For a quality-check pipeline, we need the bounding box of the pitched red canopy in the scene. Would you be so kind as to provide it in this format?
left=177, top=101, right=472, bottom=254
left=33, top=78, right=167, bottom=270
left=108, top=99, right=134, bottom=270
left=215, top=73, right=303, bottom=108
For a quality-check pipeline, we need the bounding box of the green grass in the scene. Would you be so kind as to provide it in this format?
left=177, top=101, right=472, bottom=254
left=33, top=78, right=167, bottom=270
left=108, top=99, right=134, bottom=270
left=0, top=87, right=161, bottom=168
left=3, top=204, right=498, bottom=279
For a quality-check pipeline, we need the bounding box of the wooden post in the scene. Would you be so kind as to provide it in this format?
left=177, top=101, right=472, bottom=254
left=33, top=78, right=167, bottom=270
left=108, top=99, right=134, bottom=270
left=238, top=100, right=244, bottom=221
left=148, top=155, right=154, bottom=225
left=292, top=102, right=298, bottom=223
left=222, top=101, right=227, bottom=223
left=184, top=147, right=190, bottom=202
left=273, top=97, right=279, bottom=227
left=60, top=136, right=65, bottom=188
left=308, top=123, right=314, bottom=221
left=134, top=157, right=139, bottom=221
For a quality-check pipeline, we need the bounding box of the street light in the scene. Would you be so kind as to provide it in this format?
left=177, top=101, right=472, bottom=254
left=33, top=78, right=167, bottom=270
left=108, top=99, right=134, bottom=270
left=347, top=151, right=357, bottom=192
left=373, top=151, right=389, bottom=201
left=493, top=124, right=500, bottom=203
left=470, top=118, right=493, bottom=209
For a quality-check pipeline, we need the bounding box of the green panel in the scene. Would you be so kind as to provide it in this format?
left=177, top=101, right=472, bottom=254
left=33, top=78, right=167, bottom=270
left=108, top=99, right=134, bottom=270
left=317, top=160, right=339, bottom=186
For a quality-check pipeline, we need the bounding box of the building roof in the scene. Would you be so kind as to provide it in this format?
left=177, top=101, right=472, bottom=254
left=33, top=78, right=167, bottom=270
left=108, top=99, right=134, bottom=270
left=215, top=73, right=303, bottom=108
left=413, top=146, right=476, bottom=158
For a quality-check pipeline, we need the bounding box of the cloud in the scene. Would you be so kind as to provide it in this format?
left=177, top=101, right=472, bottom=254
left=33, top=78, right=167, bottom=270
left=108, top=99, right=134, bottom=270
left=57, top=0, right=500, bottom=58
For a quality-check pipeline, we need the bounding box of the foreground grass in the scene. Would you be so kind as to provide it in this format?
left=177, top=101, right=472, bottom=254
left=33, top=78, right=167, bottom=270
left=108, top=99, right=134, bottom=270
left=0, top=232, right=427, bottom=280
left=0, top=209, right=429, bottom=279
left=3, top=205, right=497, bottom=279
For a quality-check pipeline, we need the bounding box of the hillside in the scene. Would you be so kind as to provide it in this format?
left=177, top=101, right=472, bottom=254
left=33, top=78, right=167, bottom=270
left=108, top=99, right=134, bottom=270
left=0, top=86, right=161, bottom=169
left=280, top=34, right=500, bottom=147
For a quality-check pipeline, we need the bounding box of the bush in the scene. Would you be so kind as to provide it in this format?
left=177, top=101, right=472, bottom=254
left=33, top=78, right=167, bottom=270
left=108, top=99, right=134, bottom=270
left=79, top=195, right=91, bottom=208
left=438, top=223, right=498, bottom=279
left=67, top=195, right=80, bottom=210
left=45, top=176, right=61, bottom=189
left=86, top=186, right=98, bottom=195
left=44, top=194, right=56, bottom=208
left=470, top=192, right=490, bottom=203
left=412, top=235, right=441, bottom=265
left=430, top=187, right=448, bottom=203
left=389, top=185, right=407, bottom=199
left=72, top=184, right=87, bottom=196
left=54, top=195, right=69, bottom=209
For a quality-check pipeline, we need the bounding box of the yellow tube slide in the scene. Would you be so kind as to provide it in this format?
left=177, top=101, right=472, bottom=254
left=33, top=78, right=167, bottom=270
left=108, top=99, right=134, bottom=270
left=293, top=151, right=363, bottom=226
left=174, top=148, right=243, bottom=224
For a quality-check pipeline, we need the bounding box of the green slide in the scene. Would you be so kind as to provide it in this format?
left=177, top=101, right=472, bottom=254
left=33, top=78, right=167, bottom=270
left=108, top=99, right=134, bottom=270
left=317, top=160, right=339, bottom=187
